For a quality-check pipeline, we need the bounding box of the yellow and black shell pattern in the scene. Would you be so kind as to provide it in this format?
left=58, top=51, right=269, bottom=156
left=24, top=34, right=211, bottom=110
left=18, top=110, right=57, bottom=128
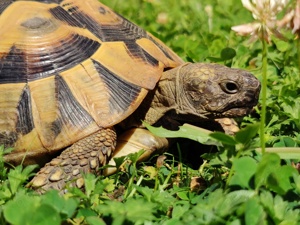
left=0, top=0, right=183, bottom=159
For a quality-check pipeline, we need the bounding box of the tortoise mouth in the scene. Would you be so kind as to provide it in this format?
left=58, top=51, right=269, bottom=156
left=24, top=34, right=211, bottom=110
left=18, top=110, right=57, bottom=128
left=211, top=95, right=259, bottom=118
left=221, top=106, right=255, bottom=117
left=209, top=105, right=256, bottom=118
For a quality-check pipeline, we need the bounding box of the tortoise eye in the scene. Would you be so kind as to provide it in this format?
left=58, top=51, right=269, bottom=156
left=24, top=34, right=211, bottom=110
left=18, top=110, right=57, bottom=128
left=220, top=81, right=239, bottom=94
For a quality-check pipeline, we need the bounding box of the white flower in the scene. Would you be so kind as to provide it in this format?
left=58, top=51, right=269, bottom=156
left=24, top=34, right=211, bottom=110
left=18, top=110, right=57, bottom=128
left=232, top=0, right=289, bottom=43
left=277, top=0, right=300, bottom=35
left=293, top=0, right=300, bottom=34
left=242, top=0, right=289, bottom=19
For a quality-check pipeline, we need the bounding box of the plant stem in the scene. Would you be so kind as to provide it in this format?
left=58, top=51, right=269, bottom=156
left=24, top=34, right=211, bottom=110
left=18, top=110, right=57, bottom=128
left=297, top=38, right=300, bottom=75
left=260, top=33, right=268, bottom=154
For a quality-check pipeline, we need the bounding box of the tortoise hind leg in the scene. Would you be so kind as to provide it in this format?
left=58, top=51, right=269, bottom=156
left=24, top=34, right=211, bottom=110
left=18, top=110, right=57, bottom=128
left=30, top=127, right=116, bottom=193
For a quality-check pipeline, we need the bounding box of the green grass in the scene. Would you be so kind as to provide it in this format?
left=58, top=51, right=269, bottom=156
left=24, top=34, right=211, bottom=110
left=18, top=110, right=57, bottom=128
left=0, top=0, right=300, bottom=224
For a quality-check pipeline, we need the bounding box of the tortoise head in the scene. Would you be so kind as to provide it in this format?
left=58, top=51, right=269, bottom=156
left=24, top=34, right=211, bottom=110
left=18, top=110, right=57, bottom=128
left=176, top=63, right=261, bottom=119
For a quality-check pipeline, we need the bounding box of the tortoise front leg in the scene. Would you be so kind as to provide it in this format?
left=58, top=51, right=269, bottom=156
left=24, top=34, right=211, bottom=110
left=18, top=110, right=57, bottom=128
left=103, top=128, right=169, bottom=176
left=30, top=127, right=116, bottom=193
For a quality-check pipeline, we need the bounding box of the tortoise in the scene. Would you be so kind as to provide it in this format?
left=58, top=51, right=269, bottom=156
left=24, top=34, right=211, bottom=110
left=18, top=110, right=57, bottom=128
left=0, top=0, right=260, bottom=192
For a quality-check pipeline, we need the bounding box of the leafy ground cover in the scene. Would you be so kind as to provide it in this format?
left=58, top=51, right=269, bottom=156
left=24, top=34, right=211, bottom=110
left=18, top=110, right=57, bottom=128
left=1, top=0, right=300, bottom=224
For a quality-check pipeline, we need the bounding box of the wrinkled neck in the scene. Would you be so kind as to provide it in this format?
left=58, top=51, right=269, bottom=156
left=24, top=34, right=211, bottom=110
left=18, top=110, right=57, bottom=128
left=124, top=63, right=199, bottom=128
left=143, top=67, right=179, bottom=125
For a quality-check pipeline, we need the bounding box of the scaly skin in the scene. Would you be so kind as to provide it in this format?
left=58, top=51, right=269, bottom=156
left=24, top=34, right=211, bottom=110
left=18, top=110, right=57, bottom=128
left=30, top=128, right=116, bottom=193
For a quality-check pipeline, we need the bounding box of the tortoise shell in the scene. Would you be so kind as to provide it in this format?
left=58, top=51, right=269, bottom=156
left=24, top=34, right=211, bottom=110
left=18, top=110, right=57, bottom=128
left=0, top=0, right=183, bottom=162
